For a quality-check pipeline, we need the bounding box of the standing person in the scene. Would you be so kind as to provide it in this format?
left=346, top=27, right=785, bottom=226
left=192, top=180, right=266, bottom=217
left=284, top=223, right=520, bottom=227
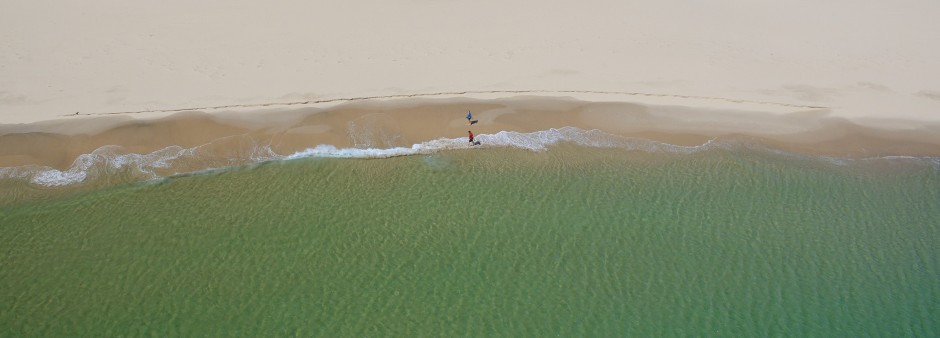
left=466, top=111, right=472, bottom=124
left=468, top=130, right=474, bottom=144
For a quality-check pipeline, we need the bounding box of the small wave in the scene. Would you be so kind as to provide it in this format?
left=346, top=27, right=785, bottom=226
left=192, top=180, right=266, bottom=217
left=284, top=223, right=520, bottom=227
left=2, top=127, right=937, bottom=188
left=819, top=154, right=940, bottom=168
left=283, top=127, right=719, bottom=160
left=285, top=137, right=467, bottom=159
left=0, top=146, right=191, bottom=187
left=0, top=135, right=282, bottom=188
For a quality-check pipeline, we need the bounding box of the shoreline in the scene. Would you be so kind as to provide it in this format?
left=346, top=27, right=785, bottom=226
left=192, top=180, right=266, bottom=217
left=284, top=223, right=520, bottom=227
left=2, top=95, right=939, bottom=206
left=4, top=0, right=938, bottom=169
left=3, top=96, right=940, bottom=171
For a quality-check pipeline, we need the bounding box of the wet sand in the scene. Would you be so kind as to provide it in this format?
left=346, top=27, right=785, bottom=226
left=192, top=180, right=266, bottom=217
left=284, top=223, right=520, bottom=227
left=2, top=96, right=940, bottom=171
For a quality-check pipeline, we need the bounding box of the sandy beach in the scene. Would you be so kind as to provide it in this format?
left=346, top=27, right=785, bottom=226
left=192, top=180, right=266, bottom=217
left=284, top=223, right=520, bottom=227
left=2, top=0, right=939, bottom=123
left=1, top=0, right=940, bottom=174
left=3, top=96, right=940, bottom=171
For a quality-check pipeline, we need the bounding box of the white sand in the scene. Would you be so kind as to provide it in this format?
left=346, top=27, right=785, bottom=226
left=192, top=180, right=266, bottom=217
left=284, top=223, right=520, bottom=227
left=1, top=0, right=939, bottom=127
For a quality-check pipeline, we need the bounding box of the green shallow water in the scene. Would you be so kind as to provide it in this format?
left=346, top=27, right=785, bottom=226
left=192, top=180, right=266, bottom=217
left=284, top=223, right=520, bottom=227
left=1, top=146, right=938, bottom=336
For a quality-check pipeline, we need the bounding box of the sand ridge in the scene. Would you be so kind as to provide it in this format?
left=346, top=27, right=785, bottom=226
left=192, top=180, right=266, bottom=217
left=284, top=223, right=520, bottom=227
left=50, top=90, right=828, bottom=119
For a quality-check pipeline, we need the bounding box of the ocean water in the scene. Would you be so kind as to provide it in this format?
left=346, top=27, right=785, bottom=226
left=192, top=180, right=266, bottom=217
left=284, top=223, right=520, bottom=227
left=1, top=139, right=939, bottom=336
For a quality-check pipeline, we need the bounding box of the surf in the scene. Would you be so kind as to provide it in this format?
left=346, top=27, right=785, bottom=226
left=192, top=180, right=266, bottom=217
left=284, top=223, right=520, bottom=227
left=1, top=127, right=938, bottom=190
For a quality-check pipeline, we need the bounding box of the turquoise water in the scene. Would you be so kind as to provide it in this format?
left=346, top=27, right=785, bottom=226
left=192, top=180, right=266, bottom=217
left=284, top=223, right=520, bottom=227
left=1, top=145, right=938, bottom=336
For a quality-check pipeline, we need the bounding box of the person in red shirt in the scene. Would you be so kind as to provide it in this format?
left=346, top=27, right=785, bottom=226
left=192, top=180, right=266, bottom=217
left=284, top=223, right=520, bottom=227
left=468, top=130, right=474, bottom=144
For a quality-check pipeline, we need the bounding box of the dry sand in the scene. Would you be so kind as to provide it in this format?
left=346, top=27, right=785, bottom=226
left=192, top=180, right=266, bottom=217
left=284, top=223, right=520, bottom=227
left=2, top=0, right=939, bottom=124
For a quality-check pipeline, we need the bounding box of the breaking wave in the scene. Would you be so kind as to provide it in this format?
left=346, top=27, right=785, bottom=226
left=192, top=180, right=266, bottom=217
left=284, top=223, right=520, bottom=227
left=1, top=127, right=937, bottom=188
left=285, top=127, right=718, bottom=159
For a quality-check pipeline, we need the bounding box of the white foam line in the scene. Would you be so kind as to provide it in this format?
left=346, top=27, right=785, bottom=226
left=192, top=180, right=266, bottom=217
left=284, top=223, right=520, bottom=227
left=2, top=127, right=938, bottom=188
left=282, top=127, right=637, bottom=160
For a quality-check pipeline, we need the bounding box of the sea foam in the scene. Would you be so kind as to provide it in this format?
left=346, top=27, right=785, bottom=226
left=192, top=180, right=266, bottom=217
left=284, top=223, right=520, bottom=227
left=284, top=127, right=715, bottom=160
left=1, top=127, right=936, bottom=188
